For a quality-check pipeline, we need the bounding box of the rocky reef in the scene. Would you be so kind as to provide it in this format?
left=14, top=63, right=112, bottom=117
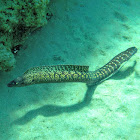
left=0, top=0, right=50, bottom=71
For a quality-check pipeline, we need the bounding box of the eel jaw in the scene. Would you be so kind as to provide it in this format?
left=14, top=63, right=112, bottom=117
left=7, top=80, right=17, bottom=87
left=7, top=76, right=24, bottom=87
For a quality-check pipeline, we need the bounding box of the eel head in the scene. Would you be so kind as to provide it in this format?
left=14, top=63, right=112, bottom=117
left=7, top=76, right=25, bottom=87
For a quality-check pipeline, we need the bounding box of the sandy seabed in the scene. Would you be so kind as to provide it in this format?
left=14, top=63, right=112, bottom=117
left=0, top=0, right=140, bottom=139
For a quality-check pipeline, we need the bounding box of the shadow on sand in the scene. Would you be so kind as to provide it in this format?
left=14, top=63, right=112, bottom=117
left=12, top=85, right=97, bottom=125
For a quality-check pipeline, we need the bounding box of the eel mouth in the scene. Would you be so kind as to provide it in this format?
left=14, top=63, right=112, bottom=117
left=7, top=80, right=16, bottom=87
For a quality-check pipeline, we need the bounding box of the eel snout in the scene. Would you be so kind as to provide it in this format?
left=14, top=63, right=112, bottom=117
left=7, top=80, right=17, bottom=87
left=7, top=76, right=24, bottom=87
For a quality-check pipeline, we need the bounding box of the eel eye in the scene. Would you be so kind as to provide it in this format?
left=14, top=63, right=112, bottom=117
left=12, top=81, right=17, bottom=85
left=15, top=82, right=18, bottom=85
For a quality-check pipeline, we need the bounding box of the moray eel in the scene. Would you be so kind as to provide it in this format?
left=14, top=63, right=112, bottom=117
left=7, top=47, right=137, bottom=87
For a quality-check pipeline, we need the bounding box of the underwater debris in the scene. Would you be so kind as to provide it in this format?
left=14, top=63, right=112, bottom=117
left=11, top=44, right=22, bottom=54
left=0, top=0, right=50, bottom=71
left=46, top=9, right=53, bottom=20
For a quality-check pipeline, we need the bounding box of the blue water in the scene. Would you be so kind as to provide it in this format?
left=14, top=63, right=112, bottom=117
left=0, top=0, right=139, bottom=139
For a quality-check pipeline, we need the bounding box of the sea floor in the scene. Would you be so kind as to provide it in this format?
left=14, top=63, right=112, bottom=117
left=0, top=0, right=140, bottom=139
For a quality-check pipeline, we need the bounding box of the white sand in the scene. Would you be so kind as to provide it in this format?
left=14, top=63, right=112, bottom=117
left=0, top=0, right=140, bottom=139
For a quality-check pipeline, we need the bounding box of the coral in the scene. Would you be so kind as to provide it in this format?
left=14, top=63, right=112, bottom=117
left=0, top=0, right=50, bottom=71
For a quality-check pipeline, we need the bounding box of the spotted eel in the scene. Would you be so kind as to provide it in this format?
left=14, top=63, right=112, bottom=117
left=7, top=47, right=137, bottom=87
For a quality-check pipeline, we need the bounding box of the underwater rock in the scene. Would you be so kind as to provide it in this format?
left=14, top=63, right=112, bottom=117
left=0, top=0, right=50, bottom=71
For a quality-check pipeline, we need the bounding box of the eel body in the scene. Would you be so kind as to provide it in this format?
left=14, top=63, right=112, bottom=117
left=7, top=47, right=137, bottom=87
